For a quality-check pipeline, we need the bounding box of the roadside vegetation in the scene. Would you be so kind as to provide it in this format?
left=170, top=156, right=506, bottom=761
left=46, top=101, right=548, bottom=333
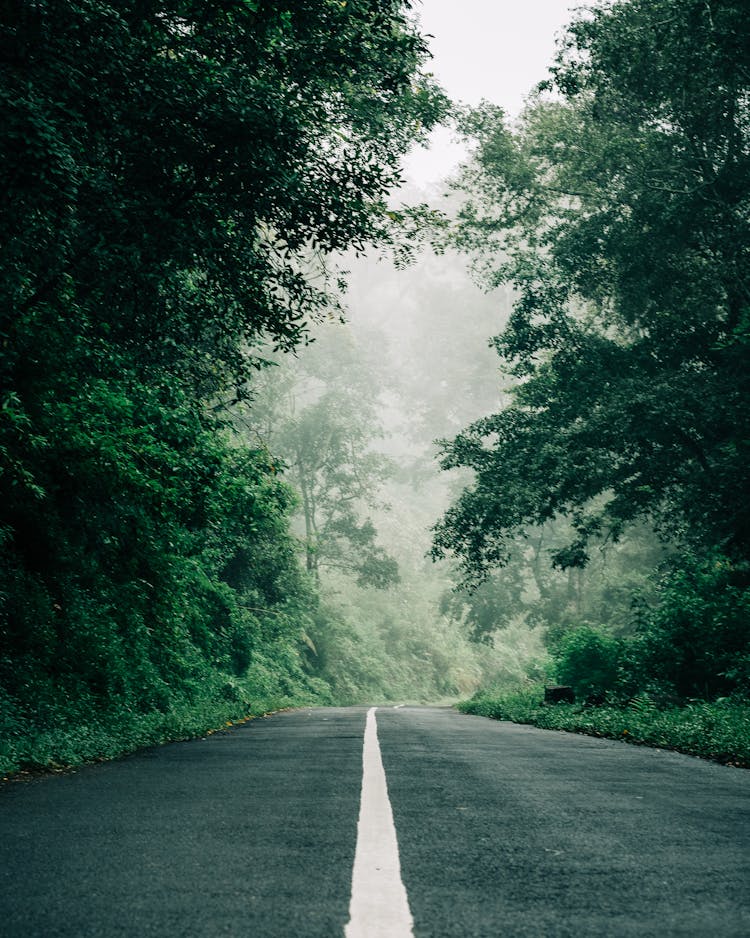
left=442, top=0, right=750, bottom=761
left=0, top=0, right=449, bottom=777
left=459, top=689, right=750, bottom=768
left=458, top=554, right=750, bottom=767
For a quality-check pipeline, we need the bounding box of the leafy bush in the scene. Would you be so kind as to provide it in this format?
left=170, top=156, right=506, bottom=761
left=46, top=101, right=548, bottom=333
left=552, top=625, right=622, bottom=700
left=0, top=652, right=330, bottom=778
left=0, top=385, right=335, bottom=777
left=630, top=556, right=750, bottom=700
left=538, top=555, right=750, bottom=706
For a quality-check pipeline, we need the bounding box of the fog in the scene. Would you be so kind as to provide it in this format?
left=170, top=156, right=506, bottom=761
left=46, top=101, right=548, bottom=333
left=243, top=230, right=543, bottom=701
left=403, top=0, right=578, bottom=183
left=235, top=0, right=666, bottom=703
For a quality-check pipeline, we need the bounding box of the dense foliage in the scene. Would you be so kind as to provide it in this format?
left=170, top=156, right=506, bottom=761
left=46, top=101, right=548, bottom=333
left=0, top=0, right=446, bottom=773
left=435, top=0, right=750, bottom=702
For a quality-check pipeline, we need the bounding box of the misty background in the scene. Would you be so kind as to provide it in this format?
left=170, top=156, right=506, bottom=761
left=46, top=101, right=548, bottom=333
left=226, top=0, right=669, bottom=703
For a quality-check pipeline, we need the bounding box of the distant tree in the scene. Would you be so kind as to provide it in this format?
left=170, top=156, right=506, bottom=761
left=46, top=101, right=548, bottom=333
left=440, top=518, right=666, bottom=644
left=433, top=0, right=750, bottom=585
left=248, top=331, right=399, bottom=589
left=440, top=565, right=526, bottom=644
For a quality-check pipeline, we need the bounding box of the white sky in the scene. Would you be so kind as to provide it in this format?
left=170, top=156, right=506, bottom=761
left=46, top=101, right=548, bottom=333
left=403, top=0, right=579, bottom=184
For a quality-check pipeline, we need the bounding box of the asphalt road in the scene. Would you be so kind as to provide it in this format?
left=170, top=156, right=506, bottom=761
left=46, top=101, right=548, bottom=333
left=1, top=706, right=748, bottom=937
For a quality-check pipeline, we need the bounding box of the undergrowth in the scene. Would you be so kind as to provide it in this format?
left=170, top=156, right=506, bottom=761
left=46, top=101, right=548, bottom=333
left=458, top=685, right=750, bottom=768
left=0, top=650, right=332, bottom=779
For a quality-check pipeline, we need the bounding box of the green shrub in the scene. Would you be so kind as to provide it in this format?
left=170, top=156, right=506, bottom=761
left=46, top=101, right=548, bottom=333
left=632, top=555, right=750, bottom=700
left=553, top=625, right=622, bottom=699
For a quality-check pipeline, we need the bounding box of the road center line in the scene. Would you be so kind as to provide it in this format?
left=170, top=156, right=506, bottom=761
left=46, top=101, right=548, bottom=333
left=345, top=707, right=414, bottom=938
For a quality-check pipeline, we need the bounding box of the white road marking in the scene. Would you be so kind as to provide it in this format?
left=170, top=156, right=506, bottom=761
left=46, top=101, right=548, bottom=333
left=345, top=707, right=414, bottom=938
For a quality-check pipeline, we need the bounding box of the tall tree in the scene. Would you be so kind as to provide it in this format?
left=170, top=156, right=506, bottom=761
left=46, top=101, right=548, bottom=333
left=247, top=328, right=399, bottom=589
left=433, top=0, right=750, bottom=586
left=2, top=0, right=445, bottom=389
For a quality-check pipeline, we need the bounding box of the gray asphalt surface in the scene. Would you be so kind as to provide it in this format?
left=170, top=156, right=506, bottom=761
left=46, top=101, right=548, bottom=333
left=378, top=707, right=750, bottom=937
left=0, top=708, right=363, bottom=937
left=1, top=705, right=748, bottom=937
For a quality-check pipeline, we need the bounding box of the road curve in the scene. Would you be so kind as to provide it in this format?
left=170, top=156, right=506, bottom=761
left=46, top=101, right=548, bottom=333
left=1, top=705, right=748, bottom=936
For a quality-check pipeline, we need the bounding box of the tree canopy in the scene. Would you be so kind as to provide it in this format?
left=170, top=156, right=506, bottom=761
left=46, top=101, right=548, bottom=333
left=433, top=0, right=750, bottom=586
left=2, top=0, right=445, bottom=382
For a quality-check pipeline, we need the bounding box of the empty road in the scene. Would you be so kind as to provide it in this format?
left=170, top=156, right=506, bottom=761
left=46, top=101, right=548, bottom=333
left=1, top=706, right=748, bottom=936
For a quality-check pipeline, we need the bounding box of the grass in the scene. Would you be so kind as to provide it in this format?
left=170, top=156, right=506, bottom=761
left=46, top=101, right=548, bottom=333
left=0, top=695, right=301, bottom=782
left=0, top=656, right=332, bottom=780
left=458, top=685, right=750, bottom=768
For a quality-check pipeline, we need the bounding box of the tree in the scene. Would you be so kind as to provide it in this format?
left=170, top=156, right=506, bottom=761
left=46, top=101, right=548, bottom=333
left=2, top=0, right=446, bottom=388
left=433, top=0, right=750, bottom=586
left=247, top=329, right=399, bottom=589
left=0, top=0, right=444, bottom=754
left=281, top=394, right=399, bottom=588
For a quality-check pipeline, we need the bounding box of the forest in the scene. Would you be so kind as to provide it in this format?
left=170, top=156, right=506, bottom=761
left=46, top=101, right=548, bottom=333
left=1, top=0, right=748, bottom=776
